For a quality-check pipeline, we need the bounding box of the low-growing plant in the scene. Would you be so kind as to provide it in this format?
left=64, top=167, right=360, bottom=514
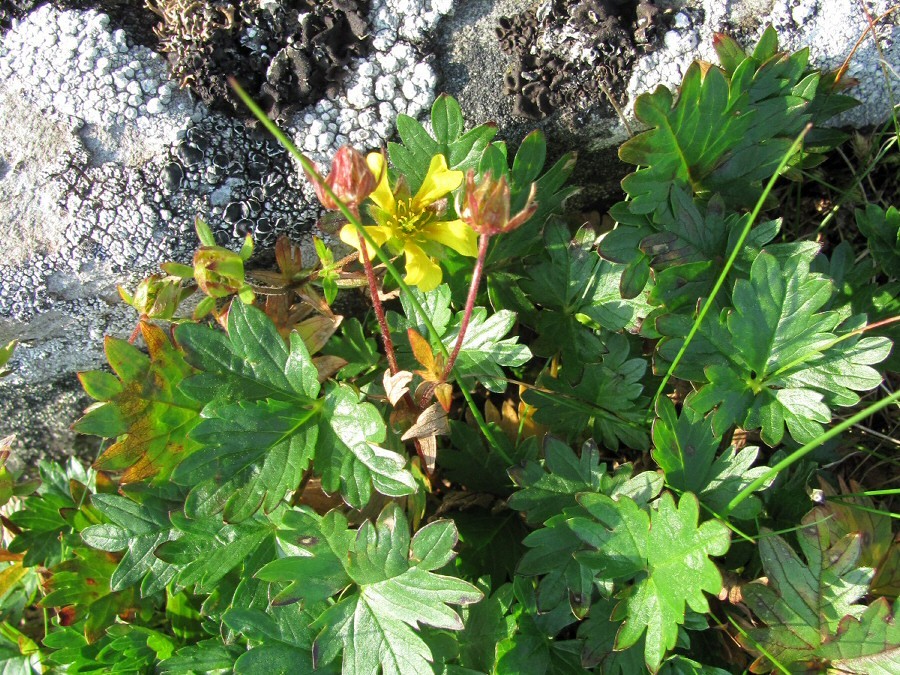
left=0, top=26, right=897, bottom=674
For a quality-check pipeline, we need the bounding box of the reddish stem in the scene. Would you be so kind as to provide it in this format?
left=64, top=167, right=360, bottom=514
left=441, top=233, right=491, bottom=383
left=358, top=230, right=400, bottom=374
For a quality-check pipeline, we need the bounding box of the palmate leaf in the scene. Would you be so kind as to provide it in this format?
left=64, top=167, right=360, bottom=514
left=389, top=285, right=531, bottom=393
left=39, top=547, right=138, bottom=644
left=570, top=492, right=731, bottom=672
left=174, top=301, right=320, bottom=520
left=599, top=28, right=856, bottom=294
left=153, top=511, right=276, bottom=595
left=652, top=397, right=772, bottom=520
left=258, top=504, right=482, bottom=675
left=738, top=513, right=879, bottom=672
left=81, top=494, right=178, bottom=597
left=618, top=29, right=855, bottom=220
left=522, top=221, right=642, bottom=361
left=855, top=204, right=900, bottom=277
left=658, top=252, right=892, bottom=445
left=389, top=94, right=497, bottom=194
left=74, top=322, right=202, bottom=483
left=817, top=597, right=900, bottom=674
left=522, top=334, right=652, bottom=450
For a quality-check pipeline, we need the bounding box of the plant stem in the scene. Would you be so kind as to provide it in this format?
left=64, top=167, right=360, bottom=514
left=357, top=231, right=400, bottom=374
left=442, top=233, right=491, bottom=382
left=230, top=79, right=507, bottom=457
left=722, top=388, right=900, bottom=516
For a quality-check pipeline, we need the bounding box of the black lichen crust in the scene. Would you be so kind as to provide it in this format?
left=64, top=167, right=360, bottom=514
left=149, top=0, right=370, bottom=120
left=496, top=0, right=668, bottom=119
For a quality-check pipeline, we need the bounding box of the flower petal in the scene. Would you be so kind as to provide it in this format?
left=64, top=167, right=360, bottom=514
left=339, top=223, right=392, bottom=260
left=422, top=219, right=478, bottom=257
left=413, top=154, right=463, bottom=210
left=366, top=152, right=394, bottom=213
left=403, top=242, right=442, bottom=292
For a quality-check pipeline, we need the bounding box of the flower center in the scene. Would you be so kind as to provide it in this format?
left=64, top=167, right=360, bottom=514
left=390, top=198, right=437, bottom=237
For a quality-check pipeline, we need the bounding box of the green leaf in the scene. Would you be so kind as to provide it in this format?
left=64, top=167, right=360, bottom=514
left=652, top=397, right=772, bottom=520
left=440, top=308, right=531, bottom=393
left=305, top=504, right=483, bottom=674
left=431, top=94, right=464, bottom=145
left=159, top=640, right=246, bottom=673
left=578, top=598, right=645, bottom=673
left=388, top=97, right=496, bottom=194
left=574, top=492, right=730, bottom=671
left=607, top=31, right=856, bottom=271
left=523, top=221, right=640, bottom=361
left=509, top=437, right=663, bottom=525
left=456, top=582, right=516, bottom=672
left=522, top=334, right=652, bottom=450
left=389, top=285, right=531, bottom=393
left=174, top=302, right=321, bottom=520
left=224, top=604, right=327, bottom=674
left=453, top=509, right=528, bottom=587
left=154, top=511, right=275, bottom=594
left=817, top=597, right=900, bottom=673
left=659, top=252, right=891, bottom=445
left=321, top=317, right=381, bottom=380
left=739, top=515, right=876, bottom=672
left=316, top=382, right=417, bottom=509
left=74, top=322, right=202, bottom=484
left=81, top=493, right=178, bottom=596
left=856, top=204, right=900, bottom=277
left=39, top=547, right=137, bottom=644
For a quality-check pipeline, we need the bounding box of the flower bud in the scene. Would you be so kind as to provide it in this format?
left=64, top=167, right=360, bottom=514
left=119, top=274, right=184, bottom=320
left=457, top=170, right=538, bottom=236
left=306, top=145, right=377, bottom=211
left=193, top=247, right=248, bottom=298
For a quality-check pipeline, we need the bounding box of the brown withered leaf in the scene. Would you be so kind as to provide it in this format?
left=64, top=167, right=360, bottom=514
left=383, top=370, right=413, bottom=407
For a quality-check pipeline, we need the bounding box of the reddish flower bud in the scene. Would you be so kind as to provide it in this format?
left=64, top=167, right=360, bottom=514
left=457, top=170, right=538, bottom=236
left=306, top=145, right=377, bottom=211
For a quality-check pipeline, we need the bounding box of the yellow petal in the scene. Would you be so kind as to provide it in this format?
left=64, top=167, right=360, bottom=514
left=403, top=242, right=442, bottom=292
left=422, top=219, right=478, bottom=257
left=366, top=152, right=394, bottom=213
left=339, top=223, right=391, bottom=260
left=413, top=154, right=463, bottom=210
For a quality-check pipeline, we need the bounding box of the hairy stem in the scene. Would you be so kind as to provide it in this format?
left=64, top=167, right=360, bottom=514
left=357, top=231, right=399, bottom=374
left=441, top=233, right=491, bottom=382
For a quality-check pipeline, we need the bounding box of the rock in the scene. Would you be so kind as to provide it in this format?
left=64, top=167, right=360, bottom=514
left=0, top=0, right=461, bottom=466
left=434, top=0, right=900, bottom=208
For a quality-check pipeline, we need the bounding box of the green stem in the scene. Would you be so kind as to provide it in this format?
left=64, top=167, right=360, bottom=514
left=230, top=79, right=506, bottom=456
left=651, top=125, right=813, bottom=412
left=722, top=388, right=900, bottom=516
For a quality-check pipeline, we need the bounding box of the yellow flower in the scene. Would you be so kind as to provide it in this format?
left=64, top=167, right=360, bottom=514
left=339, top=153, right=477, bottom=292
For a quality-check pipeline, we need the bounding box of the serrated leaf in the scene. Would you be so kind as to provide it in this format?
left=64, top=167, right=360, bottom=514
left=659, top=252, right=891, bottom=445
left=74, top=322, right=202, bottom=484
left=389, top=285, right=531, bottom=393
left=302, top=504, right=482, bottom=674
left=575, top=492, right=729, bottom=671
left=159, top=640, right=246, bottom=673
left=81, top=494, right=178, bottom=596
left=523, top=221, right=639, bottom=361
left=39, top=547, right=138, bottom=644
left=173, top=302, right=321, bottom=520
left=316, top=382, right=417, bottom=509
left=608, top=33, right=856, bottom=272
left=321, top=317, right=381, bottom=380
left=154, top=512, right=275, bottom=594
left=522, top=334, right=652, bottom=450
left=652, top=397, right=772, bottom=519
left=817, top=597, right=900, bottom=673
left=856, top=204, right=900, bottom=277
left=739, top=516, right=877, bottom=672
left=440, top=308, right=531, bottom=393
